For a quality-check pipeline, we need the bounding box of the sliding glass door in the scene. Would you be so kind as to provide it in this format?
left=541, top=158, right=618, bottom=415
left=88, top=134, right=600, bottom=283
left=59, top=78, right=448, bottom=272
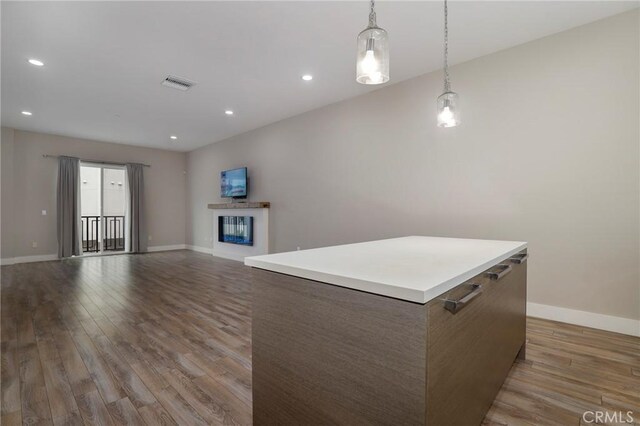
left=80, top=163, right=128, bottom=255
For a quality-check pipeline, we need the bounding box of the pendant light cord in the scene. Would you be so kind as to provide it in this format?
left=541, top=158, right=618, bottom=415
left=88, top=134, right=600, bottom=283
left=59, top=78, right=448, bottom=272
left=443, top=0, right=451, bottom=92
left=369, top=0, right=377, bottom=28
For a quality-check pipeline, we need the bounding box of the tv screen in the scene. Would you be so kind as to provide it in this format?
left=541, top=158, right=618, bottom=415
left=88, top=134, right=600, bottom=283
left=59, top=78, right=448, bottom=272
left=221, top=167, right=248, bottom=198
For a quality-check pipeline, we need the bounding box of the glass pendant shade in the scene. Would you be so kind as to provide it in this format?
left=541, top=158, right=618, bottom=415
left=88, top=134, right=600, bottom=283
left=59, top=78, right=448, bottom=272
left=436, top=0, right=460, bottom=128
left=356, top=27, right=389, bottom=85
left=437, top=91, right=460, bottom=128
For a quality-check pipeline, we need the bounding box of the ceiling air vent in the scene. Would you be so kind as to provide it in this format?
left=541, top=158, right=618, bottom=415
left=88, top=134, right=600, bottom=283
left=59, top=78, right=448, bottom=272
left=161, top=75, right=197, bottom=91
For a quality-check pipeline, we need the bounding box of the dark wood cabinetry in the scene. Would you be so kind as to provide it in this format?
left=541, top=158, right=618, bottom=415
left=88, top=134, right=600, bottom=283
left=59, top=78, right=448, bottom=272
left=250, top=250, right=527, bottom=425
left=426, top=251, right=527, bottom=425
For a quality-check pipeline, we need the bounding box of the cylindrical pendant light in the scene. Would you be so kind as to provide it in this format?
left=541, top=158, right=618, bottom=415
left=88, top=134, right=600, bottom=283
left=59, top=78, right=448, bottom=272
left=437, top=0, right=460, bottom=127
left=356, top=0, right=389, bottom=85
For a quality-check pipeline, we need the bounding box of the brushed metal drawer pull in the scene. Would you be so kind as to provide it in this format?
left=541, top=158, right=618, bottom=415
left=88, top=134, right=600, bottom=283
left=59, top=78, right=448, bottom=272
left=486, top=264, right=513, bottom=281
left=443, top=284, right=483, bottom=314
left=509, top=253, right=529, bottom=264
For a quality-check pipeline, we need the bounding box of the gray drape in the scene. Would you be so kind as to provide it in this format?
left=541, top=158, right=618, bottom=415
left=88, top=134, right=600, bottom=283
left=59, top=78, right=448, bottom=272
left=126, top=163, right=147, bottom=253
left=57, top=156, right=82, bottom=258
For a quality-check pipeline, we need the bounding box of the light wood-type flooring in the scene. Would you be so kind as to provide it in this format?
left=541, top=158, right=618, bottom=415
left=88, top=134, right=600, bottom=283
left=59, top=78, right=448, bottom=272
left=1, top=251, right=638, bottom=425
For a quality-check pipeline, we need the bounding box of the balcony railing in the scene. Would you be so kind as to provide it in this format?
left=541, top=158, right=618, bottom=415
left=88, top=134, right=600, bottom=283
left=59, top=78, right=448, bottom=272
left=81, top=215, right=125, bottom=253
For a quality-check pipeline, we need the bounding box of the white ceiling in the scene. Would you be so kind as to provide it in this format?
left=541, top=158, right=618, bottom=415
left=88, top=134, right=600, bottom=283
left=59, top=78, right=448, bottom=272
left=2, top=1, right=637, bottom=152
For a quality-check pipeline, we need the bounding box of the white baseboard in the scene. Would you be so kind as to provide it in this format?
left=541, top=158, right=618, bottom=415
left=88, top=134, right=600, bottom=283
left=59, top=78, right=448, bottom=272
left=147, top=244, right=187, bottom=253
left=1, top=254, right=58, bottom=265
left=1, top=245, right=188, bottom=264
left=527, top=302, right=640, bottom=337
left=186, top=245, right=213, bottom=255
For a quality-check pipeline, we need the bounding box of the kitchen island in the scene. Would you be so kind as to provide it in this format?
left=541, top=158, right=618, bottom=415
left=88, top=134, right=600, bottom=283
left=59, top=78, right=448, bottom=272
left=245, top=236, right=528, bottom=425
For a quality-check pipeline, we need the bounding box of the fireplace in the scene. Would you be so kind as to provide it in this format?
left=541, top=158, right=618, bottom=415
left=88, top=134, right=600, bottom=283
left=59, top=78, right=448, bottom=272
left=209, top=202, right=269, bottom=261
left=218, top=216, right=253, bottom=246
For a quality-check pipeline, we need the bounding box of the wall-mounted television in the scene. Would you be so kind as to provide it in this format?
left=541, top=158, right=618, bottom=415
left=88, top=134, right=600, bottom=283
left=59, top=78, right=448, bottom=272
left=221, top=167, right=248, bottom=199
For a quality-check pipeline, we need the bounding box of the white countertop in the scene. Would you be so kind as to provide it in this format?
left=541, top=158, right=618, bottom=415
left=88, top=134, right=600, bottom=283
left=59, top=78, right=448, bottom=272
left=245, top=236, right=527, bottom=303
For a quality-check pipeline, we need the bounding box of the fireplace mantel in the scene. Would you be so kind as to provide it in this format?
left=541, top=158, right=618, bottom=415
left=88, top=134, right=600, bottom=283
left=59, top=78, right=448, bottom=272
left=208, top=202, right=270, bottom=209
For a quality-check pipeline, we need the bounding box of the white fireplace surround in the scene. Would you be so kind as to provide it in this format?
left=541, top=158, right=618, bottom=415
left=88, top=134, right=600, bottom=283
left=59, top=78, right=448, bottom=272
left=210, top=204, right=270, bottom=262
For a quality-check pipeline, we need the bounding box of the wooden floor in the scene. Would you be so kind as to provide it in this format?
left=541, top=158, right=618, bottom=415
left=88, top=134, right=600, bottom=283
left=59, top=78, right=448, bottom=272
left=1, top=251, right=638, bottom=426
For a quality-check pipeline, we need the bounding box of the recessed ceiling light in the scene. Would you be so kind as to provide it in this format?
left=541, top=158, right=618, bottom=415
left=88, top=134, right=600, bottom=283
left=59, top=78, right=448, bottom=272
left=21, top=111, right=32, bottom=116
left=170, top=135, right=177, bottom=140
left=225, top=110, right=234, bottom=116
left=28, top=59, right=44, bottom=67
left=302, top=74, right=313, bottom=81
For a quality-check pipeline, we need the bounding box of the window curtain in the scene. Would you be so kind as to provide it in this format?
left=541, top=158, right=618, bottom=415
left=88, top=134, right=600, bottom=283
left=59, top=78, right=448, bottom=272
left=126, top=163, right=147, bottom=253
left=57, top=156, right=82, bottom=258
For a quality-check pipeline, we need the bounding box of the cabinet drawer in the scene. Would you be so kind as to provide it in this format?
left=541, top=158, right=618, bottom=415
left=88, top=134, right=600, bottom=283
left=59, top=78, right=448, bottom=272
left=426, top=251, right=527, bottom=425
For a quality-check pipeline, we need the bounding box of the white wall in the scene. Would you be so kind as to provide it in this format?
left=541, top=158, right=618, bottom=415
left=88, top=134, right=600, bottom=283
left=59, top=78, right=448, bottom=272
left=187, top=10, right=639, bottom=322
left=80, top=167, right=126, bottom=217
left=102, top=169, right=126, bottom=216
left=80, top=166, right=101, bottom=216
left=1, top=129, right=188, bottom=258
